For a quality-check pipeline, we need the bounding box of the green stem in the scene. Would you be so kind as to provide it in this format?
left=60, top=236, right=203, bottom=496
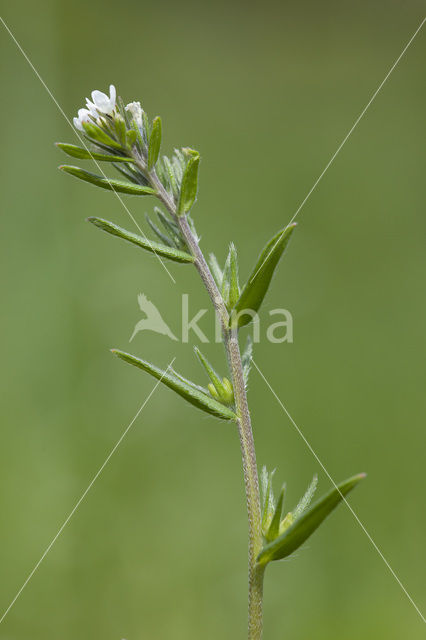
left=228, top=328, right=264, bottom=639
left=136, top=158, right=265, bottom=638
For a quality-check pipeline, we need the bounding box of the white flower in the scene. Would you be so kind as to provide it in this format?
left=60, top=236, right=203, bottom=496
left=73, top=108, right=91, bottom=131
left=125, top=101, right=143, bottom=128
left=85, top=84, right=116, bottom=116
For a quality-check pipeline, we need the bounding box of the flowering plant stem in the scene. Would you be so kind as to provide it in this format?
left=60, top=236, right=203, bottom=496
left=58, top=85, right=366, bottom=638
left=147, top=161, right=265, bottom=638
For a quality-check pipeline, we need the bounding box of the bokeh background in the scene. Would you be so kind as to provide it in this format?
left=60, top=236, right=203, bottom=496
left=1, top=1, right=425, bottom=638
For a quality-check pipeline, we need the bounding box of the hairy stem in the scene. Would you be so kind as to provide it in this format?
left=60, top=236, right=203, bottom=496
left=144, top=162, right=265, bottom=638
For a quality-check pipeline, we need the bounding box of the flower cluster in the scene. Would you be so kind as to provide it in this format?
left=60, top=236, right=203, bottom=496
left=57, top=84, right=203, bottom=266
left=65, top=84, right=200, bottom=219
left=73, top=84, right=117, bottom=130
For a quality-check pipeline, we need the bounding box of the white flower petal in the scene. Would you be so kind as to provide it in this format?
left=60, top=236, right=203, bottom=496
left=73, top=108, right=91, bottom=131
left=85, top=99, right=98, bottom=116
left=91, top=89, right=108, bottom=106
left=78, top=108, right=91, bottom=120
left=88, top=87, right=116, bottom=115
left=73, top=116, right=83, bottom=131
left=109, top=84, right=116, bottom=105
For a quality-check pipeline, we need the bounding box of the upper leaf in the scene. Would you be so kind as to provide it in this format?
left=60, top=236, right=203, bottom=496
left=230, top=223, right=296, bottom=328
left=178, top=150, right=200, bottom=215
left=111, top=350, right=237, bottom=421
left=260, top=466, right=276, bottom=534
left=148, top=116, right=162, bottom=170
left=87, top=217, right=194, bottom=264
left=60, top=165, right=157, bottom=196
left=257, top=473, right=366, bottom=565
left=82, top=121, right=122, bottom=149
left=194, top=347, right=234, bottom=406
left=56, top=143, right=135, bottom=162
left=222, top=244, right=240, bottom=310
left=265, top=485, right=285, bottom=542
left=208, top=253, right=223, bottom=289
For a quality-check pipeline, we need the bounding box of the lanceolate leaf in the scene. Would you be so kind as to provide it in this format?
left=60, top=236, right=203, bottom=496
left=56, top=143, right=135, bottom=162
left=111, top=350, right=237, bottom=421
left=221, top=250, right=231, bottom=308
left=260, top=467, right=276, bottom=534
left=231, top=223, right=297, bottom=328
left=208, top=253, right=223, bottom=289
left=257, top=473, right=366, bottom=565
left=87, top=217, right=194, bottom=264
left=146, top=214, right=175, bottom=247
left=148, top=116, right=162, bottom=170
left=228, top=243, right=240, bottom=309
left=178, top=150, right=200, bottom=215
left=194, top=347, right=224, bottom=396
left=60, top=165, right=157, bottom=196
left=266, top=485, right=285, bottom=542
left=292, top=475, right=318, bottom=520
left=82, top=121, right=122, bottom=149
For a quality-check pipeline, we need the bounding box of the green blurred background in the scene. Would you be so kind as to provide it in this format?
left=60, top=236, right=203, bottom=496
left=1, top=1, right=425, bottom=638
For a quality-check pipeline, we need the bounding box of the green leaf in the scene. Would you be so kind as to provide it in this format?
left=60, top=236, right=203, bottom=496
left=60, top=165, right=157, bottom=196
left=142, top=110, right=150, bottom=144
left=221, top=250, right=231, bottom=306
left=155, top=207, right=185, bottom=249
left=194, top=347, right=233, bottom=406
left=228, top=243, right=240, bottom=308
left=82, top=121, right=122, bottom=149
left=111, top=350, right=237, bottom=421
left=208, top=253, right=223, bottom=289
left=231, top=223, right=297, bottom=328
left=292, top=475, right=318, bottom=521
left=257, top=473, right=366, bottom=565
left=145, top=214, right=175, bottom=247
left=260, top=467, right=275, bottom=534
left=87, top=217, right=194, bottom=264
left=194, top=347, right=223, bottom=393
left=162, top=156, right=179, bottom=197
left=126, top=129, right=138, bottom=148
left=56, top=143, right=134, bottom=163
left=114, top=114, right=127, bottom=146
left=266, top=485, right=285, bottom=542
left=148, top=116, right=162, bottom=170
left=178, top=150, right=200, bottom=215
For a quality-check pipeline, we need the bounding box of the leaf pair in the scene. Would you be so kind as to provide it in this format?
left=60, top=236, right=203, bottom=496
left=112, top=350, right=237, bottom=421
left=257, top=470, right=365, bottom=565
left=146, top=207, right=187, bottom=251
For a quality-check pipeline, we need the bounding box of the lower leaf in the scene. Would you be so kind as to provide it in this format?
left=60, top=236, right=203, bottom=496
left=257, top=473, right=366, bottom=565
